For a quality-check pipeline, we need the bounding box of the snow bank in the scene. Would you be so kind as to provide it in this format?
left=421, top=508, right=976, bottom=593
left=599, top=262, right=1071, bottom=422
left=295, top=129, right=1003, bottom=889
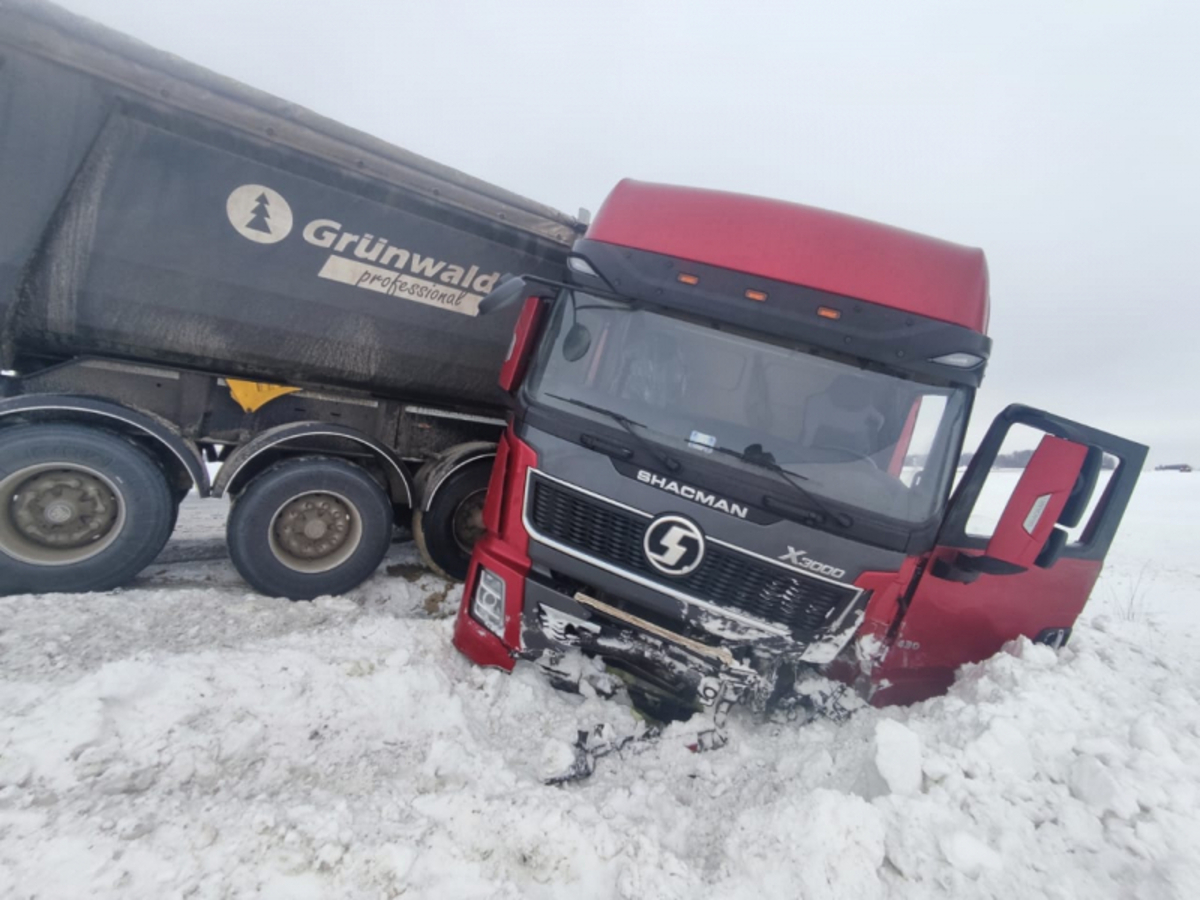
left=2, top=538, right=1199, bottom=898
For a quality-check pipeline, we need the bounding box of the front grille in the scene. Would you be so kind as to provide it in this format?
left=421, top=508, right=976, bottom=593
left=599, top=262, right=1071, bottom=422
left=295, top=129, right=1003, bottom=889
left=527, top=474, right=860, bottom=641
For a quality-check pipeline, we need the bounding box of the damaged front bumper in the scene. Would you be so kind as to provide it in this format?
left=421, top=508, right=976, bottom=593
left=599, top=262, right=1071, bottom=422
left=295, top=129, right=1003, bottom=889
left=519, top=576, right=821, bottom=717
left=454, top=537, right=866, bottom=718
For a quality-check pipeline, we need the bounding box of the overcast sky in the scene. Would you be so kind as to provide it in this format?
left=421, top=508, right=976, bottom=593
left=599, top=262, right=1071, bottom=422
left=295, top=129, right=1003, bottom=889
left=55, top=0, right=1200, bottom=463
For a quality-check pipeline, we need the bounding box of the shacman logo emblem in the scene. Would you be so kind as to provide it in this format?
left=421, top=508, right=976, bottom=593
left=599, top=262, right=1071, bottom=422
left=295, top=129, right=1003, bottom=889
left=643, top=514, right=706, bottom=577
left=226, top=184, right=293, bottom=244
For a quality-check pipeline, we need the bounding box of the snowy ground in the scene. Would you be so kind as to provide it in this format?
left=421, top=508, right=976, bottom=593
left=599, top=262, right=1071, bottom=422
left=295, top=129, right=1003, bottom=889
left=1, top=473, right=1199, bottom=898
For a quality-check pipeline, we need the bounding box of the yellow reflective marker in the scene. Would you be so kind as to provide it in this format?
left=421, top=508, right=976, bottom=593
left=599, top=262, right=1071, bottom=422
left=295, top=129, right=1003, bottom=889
left=226, top=379, right=301, bottom=413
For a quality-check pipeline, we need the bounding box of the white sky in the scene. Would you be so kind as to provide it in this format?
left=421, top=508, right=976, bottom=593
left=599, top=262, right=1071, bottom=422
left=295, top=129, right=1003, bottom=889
left=54, top=0, right=1200, bottom=464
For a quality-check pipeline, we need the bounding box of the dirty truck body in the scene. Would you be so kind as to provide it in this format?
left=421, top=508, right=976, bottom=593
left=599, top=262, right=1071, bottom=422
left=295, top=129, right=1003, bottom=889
left=454, top=181, right=1148, bottom=709
left=0, top=0, right=576, bottom=596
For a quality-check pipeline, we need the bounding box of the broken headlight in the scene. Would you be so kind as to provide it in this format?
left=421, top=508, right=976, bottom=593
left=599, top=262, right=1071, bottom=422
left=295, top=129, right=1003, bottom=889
left=472, top=568, right=506, bottom=637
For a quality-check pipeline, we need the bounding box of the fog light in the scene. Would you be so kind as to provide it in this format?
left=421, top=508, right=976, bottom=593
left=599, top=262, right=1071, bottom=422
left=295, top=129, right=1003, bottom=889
left=472, top=568, right=507, bottom=637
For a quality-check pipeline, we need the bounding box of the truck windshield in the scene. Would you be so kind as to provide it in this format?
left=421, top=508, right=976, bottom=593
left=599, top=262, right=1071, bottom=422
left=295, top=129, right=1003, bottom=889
left=524, top=292, right=970, bottom=524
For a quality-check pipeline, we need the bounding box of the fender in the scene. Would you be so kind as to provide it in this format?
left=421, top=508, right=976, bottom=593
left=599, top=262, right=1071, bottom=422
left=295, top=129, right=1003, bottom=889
left=213, top=421, right=414, bottom=506
left=420, top=441, right=497, bottom=512
left=0, top=393, right=210, bottom=495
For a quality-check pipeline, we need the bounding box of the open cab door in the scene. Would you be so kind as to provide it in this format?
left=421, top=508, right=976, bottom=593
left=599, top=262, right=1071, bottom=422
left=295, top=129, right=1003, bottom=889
left=869, top=405, right=1147, bottom=706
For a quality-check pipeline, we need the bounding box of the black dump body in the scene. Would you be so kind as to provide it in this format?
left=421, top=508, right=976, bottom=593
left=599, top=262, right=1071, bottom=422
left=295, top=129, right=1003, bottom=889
left=0, top=0, right=576, bottom=414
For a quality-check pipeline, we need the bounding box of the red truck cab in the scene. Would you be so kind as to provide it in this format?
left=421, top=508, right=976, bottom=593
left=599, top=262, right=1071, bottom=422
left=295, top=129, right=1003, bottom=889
left=454, top=180, right=1146, bottom=714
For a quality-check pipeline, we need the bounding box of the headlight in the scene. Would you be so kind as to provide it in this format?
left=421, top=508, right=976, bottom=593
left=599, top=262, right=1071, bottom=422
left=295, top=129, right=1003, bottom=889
left=472, top=568, right=507, bottom=637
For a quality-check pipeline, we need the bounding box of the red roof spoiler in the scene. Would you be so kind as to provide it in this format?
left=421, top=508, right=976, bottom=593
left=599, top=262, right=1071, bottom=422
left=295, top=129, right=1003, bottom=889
left=586, top=180, right=990, bottom=334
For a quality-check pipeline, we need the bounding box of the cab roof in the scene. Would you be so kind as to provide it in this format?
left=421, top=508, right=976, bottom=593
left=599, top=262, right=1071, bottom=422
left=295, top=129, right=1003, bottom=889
left=586, top=180, right=990, bottom=334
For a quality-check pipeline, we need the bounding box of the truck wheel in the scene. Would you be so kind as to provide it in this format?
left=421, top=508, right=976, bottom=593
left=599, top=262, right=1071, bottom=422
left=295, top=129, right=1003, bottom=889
left=413, top=463, right=490, bottom=580
left=227, top=457, right=392, bottom=600
left=0, top=424, right=174, bottom=594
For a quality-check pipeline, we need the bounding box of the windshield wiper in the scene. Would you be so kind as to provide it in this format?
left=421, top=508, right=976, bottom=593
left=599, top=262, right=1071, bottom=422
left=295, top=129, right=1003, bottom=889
left=709, top=443, right=853, bottom=528
left=545, top=393, right=682, bottom=474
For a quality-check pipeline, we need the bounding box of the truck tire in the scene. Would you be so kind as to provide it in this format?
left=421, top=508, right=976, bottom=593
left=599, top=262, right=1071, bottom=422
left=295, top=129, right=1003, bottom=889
left=0, top=424, right=175, bottom=594
left=226, top=457, right=392, bottom=600
left=413, top=462, right=491, bottom=580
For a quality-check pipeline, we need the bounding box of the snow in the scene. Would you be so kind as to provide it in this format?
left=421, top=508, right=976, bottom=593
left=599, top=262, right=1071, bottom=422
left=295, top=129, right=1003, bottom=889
left=871, top=720, right=922, bottom=796
left=2, top=474, right=1200, bottom=897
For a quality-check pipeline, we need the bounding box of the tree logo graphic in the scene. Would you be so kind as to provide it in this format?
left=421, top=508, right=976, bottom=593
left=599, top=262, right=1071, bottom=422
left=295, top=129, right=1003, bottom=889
left=225, top=184, right=293, bottom=244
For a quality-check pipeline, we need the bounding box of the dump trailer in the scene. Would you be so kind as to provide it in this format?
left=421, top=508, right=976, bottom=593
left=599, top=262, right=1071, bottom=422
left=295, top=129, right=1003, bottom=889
left=453, top=180, right=1149, bottom=718
left=0, top=0, right=578, bottom=597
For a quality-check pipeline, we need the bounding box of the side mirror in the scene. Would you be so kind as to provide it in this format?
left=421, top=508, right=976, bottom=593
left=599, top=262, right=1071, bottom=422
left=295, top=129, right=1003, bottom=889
left=561, top=323, right=592, bottom=362
left=478, top=274, right=527, bottom=316
left=984, top=434, right=1089, bottom=569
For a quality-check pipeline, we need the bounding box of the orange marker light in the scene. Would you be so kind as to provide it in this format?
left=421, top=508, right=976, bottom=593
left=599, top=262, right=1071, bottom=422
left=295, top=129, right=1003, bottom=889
left=677, top=273, right=700, bottom=285
left=744, top=289, right=768, bottom=302
left=817, top=306, right=842, bottom=320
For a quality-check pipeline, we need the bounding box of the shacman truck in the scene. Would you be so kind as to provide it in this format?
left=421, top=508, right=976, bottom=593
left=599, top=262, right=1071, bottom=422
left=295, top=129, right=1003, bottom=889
left=452, top=181, right=1147, bottom=715
left=2, top=2, right=1146, bottom=718
left=0, top=0, right=576, bottom=597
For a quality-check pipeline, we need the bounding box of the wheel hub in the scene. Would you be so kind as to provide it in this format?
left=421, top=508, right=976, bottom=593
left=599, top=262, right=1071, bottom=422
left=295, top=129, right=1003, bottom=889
left=451, top=490, right=488, bottom=554
left=9, top=469, right=119, bottom=549
left=43, top=500, right=75, bottom=524
left=273, top=493, right=352, bottom=560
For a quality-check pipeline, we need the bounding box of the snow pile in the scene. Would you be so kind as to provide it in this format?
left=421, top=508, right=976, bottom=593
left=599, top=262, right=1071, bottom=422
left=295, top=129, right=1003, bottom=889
left=2, top=543, right=1199, bottom=898
left=3, top=472, right=1200, bottom=898
left=871, top=719, right=922, bottom=796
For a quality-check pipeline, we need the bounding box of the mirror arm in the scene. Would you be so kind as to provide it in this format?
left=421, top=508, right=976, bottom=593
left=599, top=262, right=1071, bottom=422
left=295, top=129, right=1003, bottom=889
left=478, top=273, right=561, bottom=316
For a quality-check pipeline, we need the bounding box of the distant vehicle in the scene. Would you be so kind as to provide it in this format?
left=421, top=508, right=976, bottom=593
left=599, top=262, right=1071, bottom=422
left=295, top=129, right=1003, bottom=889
left=1155, top=464, right=1192, bottom=472
left=0, top=0, right=577, bottom=597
